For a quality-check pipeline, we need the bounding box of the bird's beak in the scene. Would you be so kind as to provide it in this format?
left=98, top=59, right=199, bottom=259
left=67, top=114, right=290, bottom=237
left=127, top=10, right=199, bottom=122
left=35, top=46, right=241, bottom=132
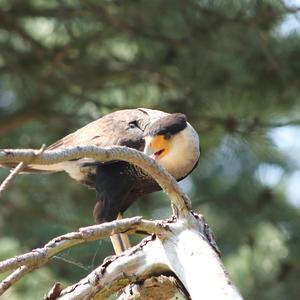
left=144, top=143, right=155, bottom=156
left=144, top=135, right=170, bottom=160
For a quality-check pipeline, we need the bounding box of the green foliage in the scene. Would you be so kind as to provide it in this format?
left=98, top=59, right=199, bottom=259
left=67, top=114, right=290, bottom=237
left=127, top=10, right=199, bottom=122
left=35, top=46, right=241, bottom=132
left=226, top=222, right=288, bottom=299
left=1, top=0, right=300, bottom=298
left=0, top=237, right=64, bottom=299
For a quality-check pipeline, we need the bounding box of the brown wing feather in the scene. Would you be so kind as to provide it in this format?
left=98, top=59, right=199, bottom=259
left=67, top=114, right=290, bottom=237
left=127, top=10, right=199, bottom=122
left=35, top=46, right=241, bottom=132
left=47, top=108, right=166, bottom=151
left=0, top=109, right=169, bottom=175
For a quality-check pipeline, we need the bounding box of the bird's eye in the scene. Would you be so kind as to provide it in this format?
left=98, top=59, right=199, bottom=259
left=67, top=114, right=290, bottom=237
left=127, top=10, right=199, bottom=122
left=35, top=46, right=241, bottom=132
left=164, top=133, right=171, bottom=140
left=129, top=120, right=139, bottom=129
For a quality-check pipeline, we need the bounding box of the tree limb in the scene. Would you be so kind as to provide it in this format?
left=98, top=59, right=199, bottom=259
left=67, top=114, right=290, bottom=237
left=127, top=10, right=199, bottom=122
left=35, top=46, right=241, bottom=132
left=0, top=266, right=34, bottom=295
left=0, top=162, right=25, bottom=193
left=0, top=145, right=46, bottom=193
left=0, top=146, right=243, bottom=299
left=51, top=215, right=242, bottom=300
left=0, top=146, right=191, bottom=214
left=0, top=217, right=164, bottom=275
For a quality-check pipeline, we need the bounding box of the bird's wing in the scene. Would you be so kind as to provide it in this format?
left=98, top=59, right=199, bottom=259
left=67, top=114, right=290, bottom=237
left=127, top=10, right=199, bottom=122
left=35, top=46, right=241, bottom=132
left=47, top=108, right=164, bottom=151
left=0, top=109, right=167, bottom=173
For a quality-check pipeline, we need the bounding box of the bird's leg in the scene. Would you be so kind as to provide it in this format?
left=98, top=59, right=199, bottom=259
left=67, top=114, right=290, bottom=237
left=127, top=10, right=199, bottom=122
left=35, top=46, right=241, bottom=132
left=94, top=200, right=124, bottom=254
left=117, top=213, right=131, bottom=250
left=110, top=234, right=124, bottom=255
left=109, top=214, right=131, bottom=255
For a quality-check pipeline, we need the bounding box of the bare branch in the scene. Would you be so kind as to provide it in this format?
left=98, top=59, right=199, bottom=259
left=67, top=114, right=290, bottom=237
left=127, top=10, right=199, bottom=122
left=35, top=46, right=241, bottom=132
left=0, top=217, right=166, bottom=277
left=0, top=266, right=33, bottom=295
left=0, top=146, right=192, bottom=213
left=0, top=216, right=170, bottom=297
left=56, top=235, right=171, bottom=299
left=0, top=145, right=46, bottom=194
left=0, top=146, right=243, bottom=299
left=0, top=162, right=25, bottom=193
left=54, top=216, right=242, bottom=300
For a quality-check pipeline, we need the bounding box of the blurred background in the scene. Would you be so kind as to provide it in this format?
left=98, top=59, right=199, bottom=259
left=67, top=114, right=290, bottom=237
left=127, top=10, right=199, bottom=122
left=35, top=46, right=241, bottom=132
left=0, top=0, right=300, bottom=299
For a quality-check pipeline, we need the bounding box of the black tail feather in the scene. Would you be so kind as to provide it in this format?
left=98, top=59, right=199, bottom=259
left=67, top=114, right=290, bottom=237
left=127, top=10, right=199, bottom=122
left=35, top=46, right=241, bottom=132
left=93, top=162, right=135, bottom=223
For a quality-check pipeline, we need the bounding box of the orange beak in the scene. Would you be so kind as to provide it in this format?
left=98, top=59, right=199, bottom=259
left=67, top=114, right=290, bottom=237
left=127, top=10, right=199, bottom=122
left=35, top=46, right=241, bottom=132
left=144, top=135, right=171, bottom=160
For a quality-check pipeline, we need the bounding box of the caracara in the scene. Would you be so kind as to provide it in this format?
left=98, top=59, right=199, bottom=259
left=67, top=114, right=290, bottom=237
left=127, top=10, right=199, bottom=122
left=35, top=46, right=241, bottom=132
left=1, top=108, right=200, bottom=253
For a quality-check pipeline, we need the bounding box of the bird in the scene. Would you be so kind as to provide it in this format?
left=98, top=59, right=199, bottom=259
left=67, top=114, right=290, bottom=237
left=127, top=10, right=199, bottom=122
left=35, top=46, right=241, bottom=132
left=1, top=108, right=200, bottom=253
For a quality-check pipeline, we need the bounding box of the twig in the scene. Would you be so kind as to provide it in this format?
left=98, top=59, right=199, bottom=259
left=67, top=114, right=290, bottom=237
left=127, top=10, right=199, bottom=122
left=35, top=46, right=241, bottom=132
left=0, top=145, right=46, bottom=194
left=0, top=266, right=33, bottom=295
left=0, top=162, right=24, bottom=193
left=0, top=217, right=167, bottom=297
left=0, top=217, right=165, bottom=276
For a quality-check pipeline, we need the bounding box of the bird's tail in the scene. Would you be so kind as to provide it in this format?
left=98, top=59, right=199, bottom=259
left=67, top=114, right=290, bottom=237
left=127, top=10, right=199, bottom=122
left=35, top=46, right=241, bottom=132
left=0, top=162, right=63, bottom=174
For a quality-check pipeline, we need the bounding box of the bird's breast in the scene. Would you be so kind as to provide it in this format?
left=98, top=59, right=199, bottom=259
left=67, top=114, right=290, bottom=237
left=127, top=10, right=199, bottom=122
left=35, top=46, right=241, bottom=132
left=60, top=161, right=97, bottom=188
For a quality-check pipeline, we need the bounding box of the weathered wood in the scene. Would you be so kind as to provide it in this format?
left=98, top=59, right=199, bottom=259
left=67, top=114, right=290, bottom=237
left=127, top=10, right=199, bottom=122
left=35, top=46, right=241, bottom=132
left=0, top=147, right=244, bottom=299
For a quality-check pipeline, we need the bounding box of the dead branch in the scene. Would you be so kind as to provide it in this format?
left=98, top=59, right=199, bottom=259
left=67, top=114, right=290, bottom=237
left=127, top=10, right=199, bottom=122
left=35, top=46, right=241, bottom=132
left=0, top=146, right=191, bottom=214
left=49, top=215, right=242, bottom=300
left=0, top=162, right=25, bottom=193
left=0, top=266, right=34, bottom=294
left=0, top=217, right=164, bottom=284
left=0, top=146, right=243, bottom=299
left=0, top=145, right=46, bottom=194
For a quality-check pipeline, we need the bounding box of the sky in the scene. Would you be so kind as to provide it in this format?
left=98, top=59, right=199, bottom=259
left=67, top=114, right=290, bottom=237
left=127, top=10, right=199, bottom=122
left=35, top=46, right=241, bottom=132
left=269, top=1, right=300, bottom=207
left=233, top=0, right=300, bottom=208
left=279, top=0, right=300, bottom=35
left=269, top=126, right=300, bottom=207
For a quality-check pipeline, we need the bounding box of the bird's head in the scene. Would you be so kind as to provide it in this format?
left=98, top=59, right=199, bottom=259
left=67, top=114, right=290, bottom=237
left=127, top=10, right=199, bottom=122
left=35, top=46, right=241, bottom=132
left=143, top=113, right=200, bottom=179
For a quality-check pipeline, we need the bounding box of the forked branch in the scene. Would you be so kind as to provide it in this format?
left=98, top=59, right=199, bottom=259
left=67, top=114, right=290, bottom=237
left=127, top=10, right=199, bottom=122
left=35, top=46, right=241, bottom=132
left=0, top=144, right=46, bottom=193
left=0, top=146, right=243, bottom=299
left=0, top=217, right=167, bottom=295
